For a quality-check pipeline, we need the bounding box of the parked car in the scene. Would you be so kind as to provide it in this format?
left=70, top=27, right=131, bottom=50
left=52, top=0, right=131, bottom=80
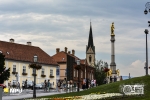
left=0, top=84, right=6, bottom=89
left=22, top=80, right=33, bottom=89
left=35, top=83, right=43, bottom=89
left=27, top=81, right=33, bottom=89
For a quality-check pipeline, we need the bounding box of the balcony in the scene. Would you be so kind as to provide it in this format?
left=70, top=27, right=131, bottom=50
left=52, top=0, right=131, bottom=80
left=49, top=75, right=54, bottom=78
left=12, top=71, right=18, bottom=74
left=41, top=74, right=46, bottom=77
left=22, top=72, right=28, bottom=75
left=32, top=74, right=37, bottom=76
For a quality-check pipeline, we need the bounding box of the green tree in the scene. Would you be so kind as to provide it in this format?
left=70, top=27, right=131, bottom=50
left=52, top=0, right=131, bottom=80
left=0, top=53, right=10, bottom=84
left=94, top=60, right=109, bottom=85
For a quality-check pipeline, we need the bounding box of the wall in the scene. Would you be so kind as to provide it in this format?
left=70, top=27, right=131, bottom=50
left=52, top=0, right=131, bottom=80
left=4, top=60, right=57, bottom=88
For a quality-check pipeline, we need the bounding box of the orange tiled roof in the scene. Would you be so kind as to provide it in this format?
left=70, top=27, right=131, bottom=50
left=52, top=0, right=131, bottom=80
left=0, top=40, right=58, bottom=65
left=80, top=59, right=90, bottom=66
left=52, top=51, right=80, bottom=63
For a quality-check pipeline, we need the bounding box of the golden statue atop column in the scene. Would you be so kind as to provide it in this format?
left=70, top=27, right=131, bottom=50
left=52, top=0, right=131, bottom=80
left=116, top=69, right=120, bottom=76
left=111, top=22, right=115, bottom=35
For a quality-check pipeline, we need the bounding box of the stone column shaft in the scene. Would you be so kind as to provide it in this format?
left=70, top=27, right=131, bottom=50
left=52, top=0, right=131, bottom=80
left=110, top=35, right=116, bottom=74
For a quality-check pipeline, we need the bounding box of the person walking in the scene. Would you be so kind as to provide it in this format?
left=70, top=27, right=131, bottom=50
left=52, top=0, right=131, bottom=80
left=8, top=81, right=11, bottom=88
left=44, top=80, right=47, bottom=92
left=22, top=82, right=25, bottom=90
left=110, top=76, right=112, bottom=83
left=94, top=79, right=96, bottom=87
left=62, top=78, right=67, bottom=92
left=25, top=79, right=27, bottom=89
left=57, top=80, right=61, bottom=92
left=47, top=80, right=51, bottom=92
left=17, top=82, right=20, bottom=90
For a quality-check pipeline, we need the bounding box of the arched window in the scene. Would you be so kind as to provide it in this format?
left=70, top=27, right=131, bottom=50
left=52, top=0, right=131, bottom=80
left=89, top=55, right=92, bottom=63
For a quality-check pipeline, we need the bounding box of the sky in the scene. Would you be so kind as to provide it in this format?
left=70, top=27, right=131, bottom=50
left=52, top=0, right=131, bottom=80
left=0, top=0, right=150, bottom=77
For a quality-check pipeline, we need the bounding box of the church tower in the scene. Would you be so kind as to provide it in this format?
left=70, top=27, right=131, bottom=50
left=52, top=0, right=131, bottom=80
left=86, top=22, right=95, bottom=66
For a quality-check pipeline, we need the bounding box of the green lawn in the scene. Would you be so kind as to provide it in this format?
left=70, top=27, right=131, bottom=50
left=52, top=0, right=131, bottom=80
left=39, top=76, right=150, bottom=100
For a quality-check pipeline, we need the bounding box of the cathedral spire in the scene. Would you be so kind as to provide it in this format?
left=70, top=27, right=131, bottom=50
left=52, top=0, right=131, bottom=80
left=86, top=22, right=95, bottom=66
left=87, top=22, right=95, bottom=53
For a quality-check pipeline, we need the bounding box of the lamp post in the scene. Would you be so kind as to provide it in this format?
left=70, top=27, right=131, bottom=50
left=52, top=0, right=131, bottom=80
left=77, top=60, right=80, bottom=92
left=144, top=2, right=150, bottom=75
left=33, top=55, right=38, bottom=98
left=144, top=29, right=149, bottom=75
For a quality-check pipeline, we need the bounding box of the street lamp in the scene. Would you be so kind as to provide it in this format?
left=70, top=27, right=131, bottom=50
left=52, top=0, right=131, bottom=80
left=33, top=55, right=38, bottom=98
left=77, top=60, right=80, bottom=92
left=144, top=2, right=150, bottom=15
left=144, top=29, right=149, bottom=75
left=148, top=21, right=150, bottom=27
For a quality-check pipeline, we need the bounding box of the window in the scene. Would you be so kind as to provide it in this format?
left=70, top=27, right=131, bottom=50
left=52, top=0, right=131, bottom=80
left=74, top=69, right=76, bottom=77
left=41, top=68, right=44, bottom=75
left=56, top=69, right=59, bottom=76
left=89, top=73, right=90, bottom=79
left=23, top=66, right=26, bottom=73
left=50, top=69, right=53, bottom=76
left=13, top=65, right=16, bottom=72
left=89, top=55, right=92, bottom=63
left=77, top=70, right=78, bottom=77
left=81, top=71, right=83, bottom=78
left=32, top=69, right=36, bottom=74
left=65, top=69, right=67, bottom=76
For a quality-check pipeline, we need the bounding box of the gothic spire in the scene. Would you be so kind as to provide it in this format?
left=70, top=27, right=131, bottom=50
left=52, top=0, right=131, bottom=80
left=87, top=22, right=95, bottom=53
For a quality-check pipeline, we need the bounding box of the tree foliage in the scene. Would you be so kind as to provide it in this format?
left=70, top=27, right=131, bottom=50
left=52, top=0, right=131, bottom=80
left=0, top=53, right=10, bottom=83
left=94, top=60, right=108, bottom=85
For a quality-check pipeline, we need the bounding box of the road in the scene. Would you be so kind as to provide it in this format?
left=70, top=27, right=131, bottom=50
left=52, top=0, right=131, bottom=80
left=2, top=89, right=69, bottom=100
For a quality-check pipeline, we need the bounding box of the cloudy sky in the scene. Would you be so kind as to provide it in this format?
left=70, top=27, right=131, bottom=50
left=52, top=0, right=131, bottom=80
left=0, top=0, right=150, bottom=77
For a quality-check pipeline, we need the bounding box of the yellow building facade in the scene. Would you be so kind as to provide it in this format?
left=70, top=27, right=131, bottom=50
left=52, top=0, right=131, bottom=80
left=0, top=39, right=59, bottom=88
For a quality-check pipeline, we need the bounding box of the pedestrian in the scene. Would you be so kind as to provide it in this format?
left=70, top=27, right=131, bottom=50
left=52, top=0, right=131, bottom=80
left=17, top=82, right=20, bottom=90
left=94, top=79, right=96, bottom=87
left=47, top=80, right=51, bottom=92
left=91, top=79, right=94, bottom=87
left=57, top=80, right=61, bottom=92
left=110, top=76, right=112, bottom=83
left=86, top=78, right=89, bottom=89
left=82, top=79, right=86, bottom=89
left=70, top=80, right=73, bottom=92
left=22, top=82, right=25, bottom=90
left=114, top=76, right=117, bottom=82
left=62, top=78, right=67, bottom=91
left=8, top=81, right=11, bottom=88
left=103, top=78, right=107, bottom=84
left=25, top=79, right=27, bottom=89
left=44, top=80, right=47, bottom=92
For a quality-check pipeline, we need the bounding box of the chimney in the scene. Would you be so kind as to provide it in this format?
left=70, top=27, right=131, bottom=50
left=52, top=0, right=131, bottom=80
left=64, top=47, right=67, bottom=53
left=27, top=42, right=31, bottom=46
left=56, top=48, right=60, bottom=54
left=10, top=38, right=14, bottom=43
left=72, top=49, right=75, bottom=56
left=68, top=51, right=70, bottom=54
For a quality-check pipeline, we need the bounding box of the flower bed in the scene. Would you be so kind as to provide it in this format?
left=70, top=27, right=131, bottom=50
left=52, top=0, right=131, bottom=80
left=25, top=92, right=142, bottom=100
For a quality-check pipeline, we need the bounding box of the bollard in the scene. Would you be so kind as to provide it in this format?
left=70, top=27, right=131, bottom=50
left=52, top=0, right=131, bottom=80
left=0, top=86, right=2, bottom=100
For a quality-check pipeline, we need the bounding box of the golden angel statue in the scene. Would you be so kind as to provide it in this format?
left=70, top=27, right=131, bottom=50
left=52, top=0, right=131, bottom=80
left=116, top=69, right=120, bottom=76
left=107, top=69, right=112, bottom=76
left=111, top=22, right=115, bottom=35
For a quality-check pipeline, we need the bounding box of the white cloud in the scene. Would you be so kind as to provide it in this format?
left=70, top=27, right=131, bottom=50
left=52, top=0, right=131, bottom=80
left=120, top=60, right=146, bottom=77
left=0, top=0, right=149, bottom=77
